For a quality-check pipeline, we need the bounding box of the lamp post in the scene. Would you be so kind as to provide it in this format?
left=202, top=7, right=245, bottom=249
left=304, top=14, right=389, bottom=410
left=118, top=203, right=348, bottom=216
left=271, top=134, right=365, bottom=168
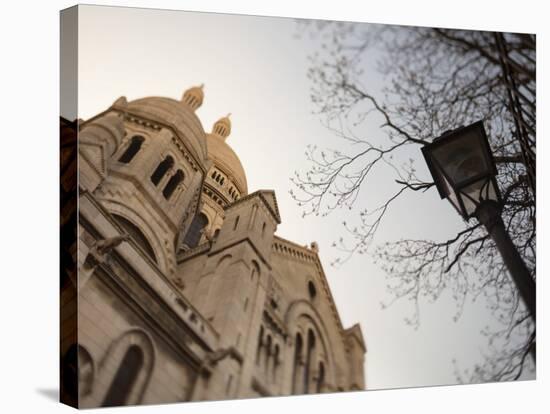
left=421, top=121, right=536, bottom=322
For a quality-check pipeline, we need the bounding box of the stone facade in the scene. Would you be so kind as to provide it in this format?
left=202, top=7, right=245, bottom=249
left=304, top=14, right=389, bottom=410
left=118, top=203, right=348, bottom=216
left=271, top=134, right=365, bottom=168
left=62, top=85, right=366, bottom=408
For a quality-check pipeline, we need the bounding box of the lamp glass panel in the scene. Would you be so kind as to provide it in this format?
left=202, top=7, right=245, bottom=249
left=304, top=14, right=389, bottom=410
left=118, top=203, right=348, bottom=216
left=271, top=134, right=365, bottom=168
left=440, top=171, right=462, bottom=215
left=431, top=129, right=490, bottom=186
left=460, top=178, right=498, bottom=217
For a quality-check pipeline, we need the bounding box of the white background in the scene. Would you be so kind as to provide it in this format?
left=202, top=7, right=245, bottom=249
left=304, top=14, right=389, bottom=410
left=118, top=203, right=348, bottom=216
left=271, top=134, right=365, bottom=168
left=0, top=0, right=547, bottom=412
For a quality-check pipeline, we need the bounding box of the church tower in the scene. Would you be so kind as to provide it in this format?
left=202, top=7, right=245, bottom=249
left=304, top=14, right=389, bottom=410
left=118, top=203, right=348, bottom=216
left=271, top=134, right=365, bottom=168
left=78, top=86, right=211, bottom=277
left=177, top=188, right=282, bottom=399
left=178, top=113, right=248, bottom=250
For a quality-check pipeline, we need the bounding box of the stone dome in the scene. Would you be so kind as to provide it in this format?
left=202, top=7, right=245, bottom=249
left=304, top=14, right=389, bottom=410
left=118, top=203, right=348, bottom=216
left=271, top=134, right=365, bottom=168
left=212, top=114, right=231, bottom=138
left=182, top=84, right=204, bottom=110
left=206, top=132, right=248, bottom=195
left=125, top=96, right=208, bottom=165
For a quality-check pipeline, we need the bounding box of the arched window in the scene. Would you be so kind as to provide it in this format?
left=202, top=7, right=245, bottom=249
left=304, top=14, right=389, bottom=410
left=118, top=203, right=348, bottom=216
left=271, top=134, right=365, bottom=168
left=102, top=345, right=144, bottom=407
left=273, top=344, right=280, bottom=382
left=226, top=374, right=233, bottom=396
left=264, top=335, right=272, bottom=372
left=113, top=214, right=157, bottom=262
left=308, top=281, right=317, bottom=301
left=162, top=169, right=184, bottom=199
left=183, top=213, right=208, bottom=248
left=251, top=260, right=260, bottom=280
left=118, top=135, right=144, bottom=163
left=316, top=361, right=325, bottom=393
left=292, top=333, right=303, bottom=394
left=256, top=325, right=264, bottom=365
left=305, top=329, right=316, bottom=394
left=150, top=156, right=174, bottom=186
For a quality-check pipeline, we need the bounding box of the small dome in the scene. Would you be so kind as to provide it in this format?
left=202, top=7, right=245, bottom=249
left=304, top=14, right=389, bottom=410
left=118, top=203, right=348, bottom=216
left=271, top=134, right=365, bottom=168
left=212, top=114, right=232, bottom=139
left=206, top=131, right=247, bottom=195
left=182, top=84, right=204, bottom=111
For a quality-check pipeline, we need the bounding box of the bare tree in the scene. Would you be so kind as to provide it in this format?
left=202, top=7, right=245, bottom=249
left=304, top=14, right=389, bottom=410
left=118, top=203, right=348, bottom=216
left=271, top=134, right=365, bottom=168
left=292, top=22, right=535, bottom=382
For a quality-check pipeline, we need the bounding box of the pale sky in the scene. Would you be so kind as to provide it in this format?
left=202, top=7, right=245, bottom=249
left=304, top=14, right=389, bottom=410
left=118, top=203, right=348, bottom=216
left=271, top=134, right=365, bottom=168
left=76, top=5, right=532, bottom=389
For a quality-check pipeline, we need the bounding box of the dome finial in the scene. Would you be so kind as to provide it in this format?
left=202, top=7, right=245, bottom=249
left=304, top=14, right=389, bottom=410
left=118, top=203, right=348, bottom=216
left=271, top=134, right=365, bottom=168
left=182, top=84, right=205, bottom=111
left=212, top=113, right=232, bottom=139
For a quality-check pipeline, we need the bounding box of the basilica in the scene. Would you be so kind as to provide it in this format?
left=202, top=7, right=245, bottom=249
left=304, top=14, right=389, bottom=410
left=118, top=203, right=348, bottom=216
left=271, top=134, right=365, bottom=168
left=60, top=85, right=366, bottom=408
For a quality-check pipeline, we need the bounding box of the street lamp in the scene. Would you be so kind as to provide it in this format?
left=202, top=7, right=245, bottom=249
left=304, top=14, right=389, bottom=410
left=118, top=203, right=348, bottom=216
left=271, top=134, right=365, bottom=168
left=421, top=121, right=536, bottom=322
